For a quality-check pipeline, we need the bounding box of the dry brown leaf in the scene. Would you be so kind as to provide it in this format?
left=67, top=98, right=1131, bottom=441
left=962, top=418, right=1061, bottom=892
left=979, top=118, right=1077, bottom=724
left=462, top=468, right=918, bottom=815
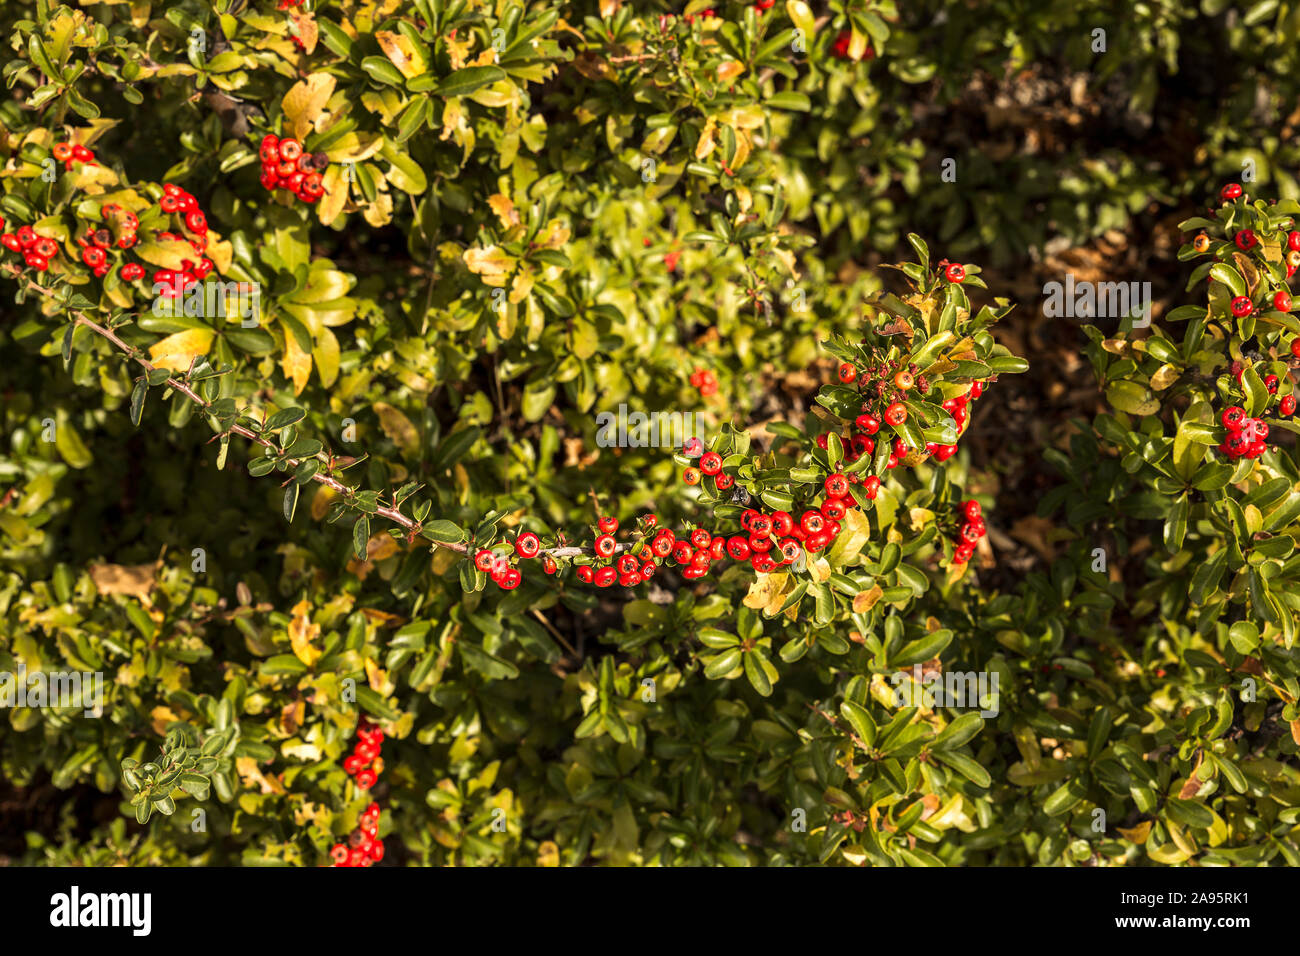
left=88, top=561, right=158, bottom=600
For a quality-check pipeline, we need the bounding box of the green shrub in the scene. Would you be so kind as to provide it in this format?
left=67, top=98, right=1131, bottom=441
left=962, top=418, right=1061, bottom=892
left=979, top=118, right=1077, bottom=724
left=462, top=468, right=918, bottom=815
left=1, top=0, right=1298, bottom=867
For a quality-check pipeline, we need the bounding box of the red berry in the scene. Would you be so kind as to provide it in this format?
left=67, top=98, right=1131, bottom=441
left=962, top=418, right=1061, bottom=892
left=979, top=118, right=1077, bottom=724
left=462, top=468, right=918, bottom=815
left=824, top=473, right=849, bottom=498
left=749, top=514, right=771, bottom=535
left=81, top=246, right=105, bottom=268
left=1290, top=231, right=1300, bottom=252
left=1292, top=338, right=1300, bottom=358
left=727, top=536, right=751, bottom=560
left=690, top=528, right=712, bottom=550
left=673, top=541, right=694, bottom=564
left=0, top=234, right=21, bottom=252
left=651, top=534, right=673, bottom=558
left=1275, top=290, right=1292, bottom=313
left=700, top=451, right=722, bottom=475
left=944, top=262, right=966, bottom=283
left=1221, top=406, right=1246, bottom=430
left=185, top=210, right=207, bottom=234
left=1235, top=229, right=1257, bottom=251
left=682, top=467, right=701, bottom=485
left=594, top=534, right=616, bottom=559
left=751, top=552, right=776, bottom=573
left=855, top=413, right=880, bottom=434
left=355, top=769, right=377, bottom=789
left=821, top=499, right=847, bottom=521
left=617, top=554, right=639, bottom=576
left=1264, top=374, right=1279, bottom=394
left=25, top=253, right=49, bottom=271
left=1281, top=395, right=1296, bottom=416
left=515, top=532, right=541, bottom=559
left=497, top=567, right=521, bottom=589
left=963, top=500, right=981, bottom=521
left=710, top=537, right=727, bottom=561
left=715, top=473, right=733, bottom=490
left=120, top=262, right=145, bottom=281
left=838, top=363, right=857, bottom=384
left=576, top=565, right=594, bottom=583
left=1230, top=296, right=1253, bottom=318
left=884, top=403, right=907, bottom=427
left=595, top=567, right=617, bottom=588
left=1221, top=183, right=1243, bottom=200
left=862, top=475, right=881, bottom=499
left=279, top=138, right=303, bottom=161
left=770, top=511, right=793, bottom=536
left=597, top=516, right=618, bottom=534
left=800, top=510, right=825, bottom=535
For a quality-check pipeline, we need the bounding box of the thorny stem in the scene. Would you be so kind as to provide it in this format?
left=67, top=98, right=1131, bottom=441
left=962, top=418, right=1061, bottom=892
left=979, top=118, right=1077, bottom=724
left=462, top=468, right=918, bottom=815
left=6, top=265, right=636, bottom=564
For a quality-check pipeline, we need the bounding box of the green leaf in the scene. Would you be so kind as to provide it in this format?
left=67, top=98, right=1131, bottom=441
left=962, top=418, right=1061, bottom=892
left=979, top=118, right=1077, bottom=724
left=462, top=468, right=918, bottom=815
left=423, top=519, right=465, bottom=544
left=353, top=516, right=371, bottom=559
left=434, top=65, right=507, bottom=97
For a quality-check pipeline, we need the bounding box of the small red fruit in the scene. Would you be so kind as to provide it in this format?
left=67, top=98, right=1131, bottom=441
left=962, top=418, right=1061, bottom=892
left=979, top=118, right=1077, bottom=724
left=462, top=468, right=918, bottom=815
left=682, top=467, right=701, bottom=485
left=1221, top=183, right=1243, bottom=200
left=279, top=138, right=303, bottom=161
left=855, top=413, right=880, bottom=434
left=884, top=403, right=907, bottom=427
left=1221, top=406, right=1246, bottom=430
left=120, top=262, right=145, bottom=281
left=576, top=565, right=594, bottom=583
left=1234, top=229, right=1256, bottom=251
left=700, top=451, right=722, bottom=475
left=597, top=516, right=618, bottom=534
left=800, top=510, right=825, bottom=535
left=944, top=262, right=966, bottom=283
left=824, top=473, right=849, bottom=498
left=1230, top=296, right=1253, bottom=318
left=838, top=363, right=857, bottom=384
left=594, top=534, right=617, bottom=559
left=515, top=532, right=541, bottom=559
left=1281, top=395, right=1296, bottom=416
left=1275, top=290, right=1292, bottom=313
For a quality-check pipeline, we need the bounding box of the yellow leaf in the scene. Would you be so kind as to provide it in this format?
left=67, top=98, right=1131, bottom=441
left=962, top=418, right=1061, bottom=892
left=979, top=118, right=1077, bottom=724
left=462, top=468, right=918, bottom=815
left=313, top=325, right=340, bottom=388
left=290, top=12, right=318, bottom=55
left=149, top=328, right=214, bottom=373
left=150, top=705, right=179, bottom=736
left=323, top=131, right=383, bottom=164
left=852, top=584, right=884, bottom=614
left=288, top=598, right=322, bottom=667
left=282, top=72, right=336, bottom=141
left=376, top=30, right=426, bottom=79
left=280, top=321, right=313, bottom=395
left=464, top=244, right=513, bottom=286
left=317, top=164, right=349, bottom=226
left=311, top=484, right=337, bottom=520
left=373, top=401, right=419, bottom=453
left=695, top=116, right=717, bottom=160
left=1117, top=820, right=1153, bottom=844
left=1150, top=363, right=1181, bottom=390
left=742, top=571, right=796, bottom=617
left=717, top=60, right=744, bottom=82
left=136, top=238, right=205, bottom=271
left=88, top=561, right=158, bottom=600
left=826, top=506, right=872, bottom=566
left=488, top=193, right=521, bottom=228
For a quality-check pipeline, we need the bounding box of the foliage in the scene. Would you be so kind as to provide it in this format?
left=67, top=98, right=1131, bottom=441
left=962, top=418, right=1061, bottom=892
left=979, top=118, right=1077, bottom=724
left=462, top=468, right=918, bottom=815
left=1, top=0, right=1299, bottom=867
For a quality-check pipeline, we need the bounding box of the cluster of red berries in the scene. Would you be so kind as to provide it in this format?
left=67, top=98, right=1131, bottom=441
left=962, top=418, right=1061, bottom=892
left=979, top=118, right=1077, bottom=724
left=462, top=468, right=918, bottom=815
left=258, top=134, right=327, bottom=203
left=142, top=185, right=216, bottom=297
left=341, top=716, right=384, bottom=791
left=827, top=359, right=990, bottom=466
left=1218, top=406, right=1271, bottom=460
left=473, top=530, right=551, bottom=590
left=1216, top=182, right=1300, bottom=278
left=689, top=368, right=719, bottom=397
left=50, top=140, right=97, bottom=169
left=329, top=801, right=385, bottom=867
left=1, top=219, right=61, bottom=273
left=682, top=8, right=715, bottom=24
left=830, top=30, right=876, bottom=60
left=331, top=718, right=386, bottom=866
left=680, top=438, right=735, bottom=489
left=950, top=500, right=986, bottom=566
